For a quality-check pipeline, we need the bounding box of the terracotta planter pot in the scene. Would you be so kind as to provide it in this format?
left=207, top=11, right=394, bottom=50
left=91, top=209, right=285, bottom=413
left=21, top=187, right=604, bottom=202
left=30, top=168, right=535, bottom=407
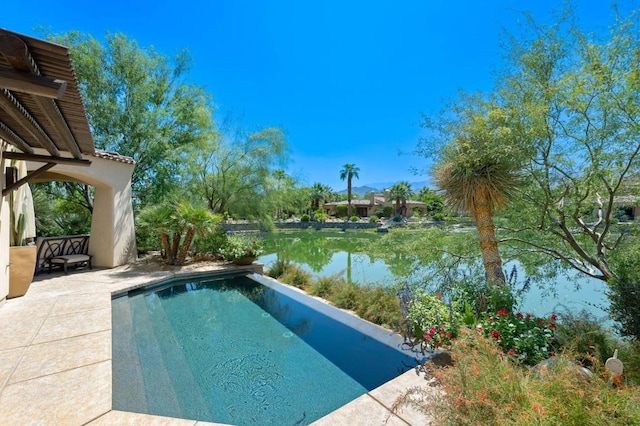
left=9, top=246, right=37, bottom=299
left=232, top=257, right=256, bottom=265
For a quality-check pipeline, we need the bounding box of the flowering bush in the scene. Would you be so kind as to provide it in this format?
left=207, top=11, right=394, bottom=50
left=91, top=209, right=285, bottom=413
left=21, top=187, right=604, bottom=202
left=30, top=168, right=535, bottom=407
left=406, top=290, right=458, bottom=348
left=219, top=234, right=264, bottom=260
left=476, top=309, right=558, bottom=365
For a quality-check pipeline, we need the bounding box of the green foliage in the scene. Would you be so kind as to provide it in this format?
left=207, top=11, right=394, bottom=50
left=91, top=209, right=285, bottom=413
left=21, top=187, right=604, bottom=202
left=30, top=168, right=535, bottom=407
left=335, top=205, right=348, bottom=218
left=308, top=275, right=338, bottom=299
left=475, top=310, right=558, bottom=365
left=555, top=311, right=619, bottom=367
left=279, top=264, right=313, bottom=289
left=137, top=200, right=221, bottom=265
left=193, top=228, right=227, bottom=257
left=219, top=233, right=264, bottom=260
left=354, top=287, right=403, bottom=328
left=47, top=31, right=214, bottom=208
left=330, top=281, right=360, bottom=311
left=375, top=206, right=394, bottom=218
left=350, top=216, right=359, bottom=222
left=415, top=329, right=640, bottom=425
left=406, top=290, right=458, bottom=348
left=313, top=210, right=329, bottom=222
left=300, top=214, right=310, bottom=222
left=266, top=258, right=289, bottom=279
left=607, top=235, right=640, bottom=340
left=368, top=215, right=379, bottom=223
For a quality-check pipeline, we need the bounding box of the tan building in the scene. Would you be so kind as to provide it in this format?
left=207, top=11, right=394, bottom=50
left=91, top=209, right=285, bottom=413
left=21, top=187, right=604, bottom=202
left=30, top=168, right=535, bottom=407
left=323, top=192, right=427, bottom=218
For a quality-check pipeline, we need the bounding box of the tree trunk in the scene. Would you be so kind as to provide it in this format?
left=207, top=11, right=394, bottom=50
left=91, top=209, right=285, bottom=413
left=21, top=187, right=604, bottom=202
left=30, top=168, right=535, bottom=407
left=176, top=226, right=195, bottom=265
left=473, top=188, right=506, bottom=285
left=347, top=177, right=352, bottom=218
left=160, top=233, right=172, bottom=260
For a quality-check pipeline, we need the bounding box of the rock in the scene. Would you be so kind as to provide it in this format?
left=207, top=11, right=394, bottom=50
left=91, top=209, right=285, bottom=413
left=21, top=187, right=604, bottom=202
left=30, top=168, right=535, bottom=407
left=534, top=357, right=593, bottom=379
left=377, top=226, right=389, bottom=233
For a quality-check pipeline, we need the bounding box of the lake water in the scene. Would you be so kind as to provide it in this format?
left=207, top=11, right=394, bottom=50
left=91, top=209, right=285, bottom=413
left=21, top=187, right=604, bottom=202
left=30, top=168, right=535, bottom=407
left=257, top=229, right=610, bottom=320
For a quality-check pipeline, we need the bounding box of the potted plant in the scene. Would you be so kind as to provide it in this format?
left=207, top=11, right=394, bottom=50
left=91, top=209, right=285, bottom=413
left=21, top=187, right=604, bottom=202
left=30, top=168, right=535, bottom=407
left=219, top=234, right=264, bottom=265
left=9, top=206, right=37, bottom=299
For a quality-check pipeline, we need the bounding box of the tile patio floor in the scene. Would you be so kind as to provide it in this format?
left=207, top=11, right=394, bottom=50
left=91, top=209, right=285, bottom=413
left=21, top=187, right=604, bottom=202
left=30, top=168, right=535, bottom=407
left=0, top=262, right=434, bottom=425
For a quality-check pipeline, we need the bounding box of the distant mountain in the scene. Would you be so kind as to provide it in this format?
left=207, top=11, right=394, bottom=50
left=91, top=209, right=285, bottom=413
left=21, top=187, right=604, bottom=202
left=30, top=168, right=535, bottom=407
left=337, top=181, right=432, bottom=196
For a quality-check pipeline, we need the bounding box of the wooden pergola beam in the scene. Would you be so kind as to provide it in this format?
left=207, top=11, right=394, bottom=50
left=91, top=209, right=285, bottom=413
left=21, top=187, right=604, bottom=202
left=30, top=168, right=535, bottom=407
left=0, top=89, right=61, bottom=156
left=3, top=150, right=91, bottom=166
left=2, top=162, right=55, bottom=196
left=0, top=69, right=67, bottom=99
left=0, top=122, right=33, bottom=154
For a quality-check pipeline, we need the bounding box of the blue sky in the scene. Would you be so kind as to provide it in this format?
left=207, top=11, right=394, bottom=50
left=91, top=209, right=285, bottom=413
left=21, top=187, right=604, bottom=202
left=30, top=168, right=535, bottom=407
left=3, top=1, right=633, bottom=191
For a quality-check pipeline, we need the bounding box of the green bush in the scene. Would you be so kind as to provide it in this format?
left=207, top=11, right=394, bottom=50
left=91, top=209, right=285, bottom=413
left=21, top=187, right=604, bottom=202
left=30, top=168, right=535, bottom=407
left=300, top=213, right=310, bottom=222
left=266, top=258, right=289, bottom=278
left=308, top=275, right=341, bottom=299
left=354, top=287, right=403, bottom=328
left=335, top=205, right=348, bottom=218
left=313, top=209, right=329, bottom=222
left=555, top=311, right=619, bottom=367
left=350, top=216, right=359, bottom=222
left=331, top=281, right=360, bottom=310
left=608, top=239, right=640, bottom=340
left=369, top=215, right=379, bottom=223
left=375, top=206, right=394, bottom=217
left=407, top=290, right=458, bottom=348
left=193, top=228, right=227, bottom=256
left=279, top=264, right=313, bottom=289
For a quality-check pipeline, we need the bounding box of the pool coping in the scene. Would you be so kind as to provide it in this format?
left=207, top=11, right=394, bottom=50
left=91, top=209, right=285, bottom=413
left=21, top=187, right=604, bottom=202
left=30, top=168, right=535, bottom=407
left=0, top=262, right=435, bottom=425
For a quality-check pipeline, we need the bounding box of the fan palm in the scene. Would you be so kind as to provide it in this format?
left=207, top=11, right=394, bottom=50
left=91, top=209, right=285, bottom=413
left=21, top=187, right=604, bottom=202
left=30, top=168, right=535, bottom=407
left=434, top=106, right=521, bottom=285
left=339, top=164, right=360, bottom=218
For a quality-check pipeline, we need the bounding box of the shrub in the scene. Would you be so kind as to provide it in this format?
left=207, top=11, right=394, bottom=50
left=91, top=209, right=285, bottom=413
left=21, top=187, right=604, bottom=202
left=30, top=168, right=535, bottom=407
left=369, top=215, right=379, bottom=223
left=406, top=290, right=458, bottom=348
left=267, top=258, right=289, bottom=278
left=335, top=205, right=348, bottom=218
left=279, top=264, right=313, bottom=289
left=300, top=213, right=310, bottom=222
left=354, top=286, right=403, bottom=328
left=375, top=206, right=394, bottom=217
left=219, top=233, right=263, bottom=260
left=607, top=240, right=640, bottom=340
left=193, top=228, right=227, bottom=257
left=413, top=329, right=640, bottom=425
left=313, top=210, right=329, bottom=222
left=554, top=311, right=619, bottom=367
left=331, top=281, right=360, bottom=310
left=350, top=216, right=359, bottom=222
left=308, top=275, right=342, bottom=299
left=476, top=309, right=558, bottom=365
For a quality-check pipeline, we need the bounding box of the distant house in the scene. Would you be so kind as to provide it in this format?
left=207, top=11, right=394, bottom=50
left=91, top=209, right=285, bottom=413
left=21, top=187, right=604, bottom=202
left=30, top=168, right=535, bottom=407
left=612, top=177, right=640, bottom=221
left=322, top=193, right=427, bottom=218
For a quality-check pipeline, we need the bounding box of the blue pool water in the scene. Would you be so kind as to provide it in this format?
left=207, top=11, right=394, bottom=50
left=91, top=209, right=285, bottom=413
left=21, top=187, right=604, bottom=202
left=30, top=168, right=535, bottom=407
left=111, top=272, right=418, bottom=425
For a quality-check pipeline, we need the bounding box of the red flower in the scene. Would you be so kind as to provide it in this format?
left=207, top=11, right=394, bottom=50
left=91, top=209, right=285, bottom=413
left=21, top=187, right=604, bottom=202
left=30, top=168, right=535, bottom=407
left=550, top=314, right=558, bottom=321
left=435, top=341, right=441, bottom=347
left=446, top=332, right=451, bottom=338
left=491, top=330, right=501, bottom=340
left=526, top=313, right=531, bottom=320
left=497, top=309, right=508, bottom=317
left=549, top=323, right=557, bottom=329
left=429, top=327, right=436, bottom=335
left=425, top=334, right=432, bottom=341
left=487, top=317, right=494, bottom=322
left=508, top=349, right=516, bottom=356
left=439, top=333, right=445, bottom=338
left=516, top=312, right=523, bottom=318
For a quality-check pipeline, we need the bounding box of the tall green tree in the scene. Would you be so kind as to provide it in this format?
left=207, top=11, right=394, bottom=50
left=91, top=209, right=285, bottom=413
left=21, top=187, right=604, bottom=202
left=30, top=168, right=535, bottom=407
left=496, top=8, right=640, bottom=282
left=189, top=123, right=288, bottom=223
left=339, top=164, right=360, bottom=218
left=47, top=31, right=215, bottom=207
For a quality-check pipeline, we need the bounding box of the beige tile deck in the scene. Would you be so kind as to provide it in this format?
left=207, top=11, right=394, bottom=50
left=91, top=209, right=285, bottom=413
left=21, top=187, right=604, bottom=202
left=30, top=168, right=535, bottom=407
left=0, top=263, right=437, bottom=425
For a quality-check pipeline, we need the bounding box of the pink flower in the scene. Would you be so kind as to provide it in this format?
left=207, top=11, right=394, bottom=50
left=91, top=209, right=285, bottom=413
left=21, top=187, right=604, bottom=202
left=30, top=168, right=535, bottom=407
left=435, top=341, right=441, bottom=347
left=439, top=324, right=445, bottom=329
left=446, top=332, right=451, bottom=338
left=476, top=324, right=483, bottom=332
left=508, top=349, right=516, bottom=356
left=425, top=334, right=432, bottom=341
left=487, top=317, right=494, bottom=322
left=550, top=314, right=558, bottom=321
left=439, top=333, right=445, bottom=338
left=429, top=327, right=436, bottom=335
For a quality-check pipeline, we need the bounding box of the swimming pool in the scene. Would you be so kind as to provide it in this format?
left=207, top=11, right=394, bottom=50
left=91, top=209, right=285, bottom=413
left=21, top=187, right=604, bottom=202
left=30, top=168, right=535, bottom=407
left=111, top=272, right=418, bottom=425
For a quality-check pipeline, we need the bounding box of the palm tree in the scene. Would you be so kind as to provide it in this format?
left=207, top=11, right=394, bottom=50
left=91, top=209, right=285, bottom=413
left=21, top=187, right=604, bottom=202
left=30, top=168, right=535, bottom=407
left=434, top=103, right=521, bottom=286
left=388, top=181, right=414, bottom=216
left=339, top=164, right=360, bottom=218
left=310, top=183, right=332, bottom=210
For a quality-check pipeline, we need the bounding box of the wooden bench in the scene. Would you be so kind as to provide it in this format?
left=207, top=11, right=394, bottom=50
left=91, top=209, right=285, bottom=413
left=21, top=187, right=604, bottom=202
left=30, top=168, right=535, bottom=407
left=35, top=235, right=93, bottom=275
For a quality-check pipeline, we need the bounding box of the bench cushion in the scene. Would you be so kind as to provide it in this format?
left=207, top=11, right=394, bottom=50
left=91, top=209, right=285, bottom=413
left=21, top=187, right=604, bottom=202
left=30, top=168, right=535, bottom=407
left=50, top=254, right=92, bottom=264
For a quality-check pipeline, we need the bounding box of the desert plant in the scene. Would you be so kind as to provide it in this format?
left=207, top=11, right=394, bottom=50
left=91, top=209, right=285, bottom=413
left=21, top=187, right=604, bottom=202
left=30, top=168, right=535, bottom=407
left=219, top=233, right=264, bottom=260
left=368, top=215, right=379, bottom=223
left=350, top=216, right=359, bottom=222
left=300, top=213, right=310, bottom=222
left=279, top=264, right=313, bottom=289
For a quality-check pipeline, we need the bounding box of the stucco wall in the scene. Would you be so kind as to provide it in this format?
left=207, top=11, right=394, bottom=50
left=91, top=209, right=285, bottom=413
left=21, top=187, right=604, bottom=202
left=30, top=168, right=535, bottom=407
left=0, top=149, right=9, bottom=302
